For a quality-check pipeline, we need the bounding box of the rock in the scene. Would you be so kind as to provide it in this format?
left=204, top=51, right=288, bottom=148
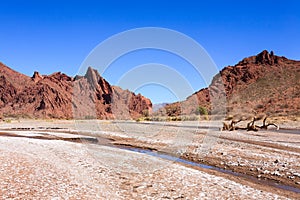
left=271, top=171, right=281, bottom=176
left=162, top=50, right=299, bottom=117
left=262, top=170, right=270, bottom=174
left=0, top=63, right=152, bottom=119
left=256, top=167, right=261, bottom=172
left=220, top=152, right=227, bottom=156
left=293, top=172, right=300, bottom=177
left=255, top=50, right=276, bottom=65
left=238, top=163, right=245, bottom=167
left=31, top=71, right=44, bottom=82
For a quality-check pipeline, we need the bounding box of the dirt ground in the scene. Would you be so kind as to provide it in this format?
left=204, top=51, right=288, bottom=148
left=0, top=119, right=299, bottom=199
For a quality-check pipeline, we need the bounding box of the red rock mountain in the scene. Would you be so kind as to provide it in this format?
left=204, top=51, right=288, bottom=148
left=0, top=64, right=152, bottom=119
left=164, top=50, right=300, bottom=117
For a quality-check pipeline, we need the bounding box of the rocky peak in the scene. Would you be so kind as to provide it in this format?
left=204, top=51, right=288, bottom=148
left=255, top=50, right=276, bottom=65
left=84, top=67, right=112, bottom=94
left=0, top=63, right=152, bottom=119
left=85, top=67, right=99, bottom=88
left=48, top=72, right=72, bottom=81
left=32, top=71, right=43, bottom=82
left=238, top=50, right=283, bottom=65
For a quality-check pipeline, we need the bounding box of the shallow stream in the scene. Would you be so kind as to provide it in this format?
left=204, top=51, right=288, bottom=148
left=115, top=145, right=300, bottom=194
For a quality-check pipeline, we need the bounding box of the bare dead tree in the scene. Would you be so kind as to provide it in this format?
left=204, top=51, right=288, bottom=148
left=222, top=112, right=279, bottom=131
left=256, top=116, right=279, bottom=130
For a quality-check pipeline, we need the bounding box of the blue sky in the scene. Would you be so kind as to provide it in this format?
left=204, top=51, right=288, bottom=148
left=0, top=0, right=299, bottom=103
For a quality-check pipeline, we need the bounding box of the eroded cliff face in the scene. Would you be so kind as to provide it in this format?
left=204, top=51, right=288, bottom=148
left=0, top=63, right=152, bottom=119
left=163, top=50, right=300, bottom=117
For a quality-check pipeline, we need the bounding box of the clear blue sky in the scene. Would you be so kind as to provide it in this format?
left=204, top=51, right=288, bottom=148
left=1, top=0, right=299, bottom=103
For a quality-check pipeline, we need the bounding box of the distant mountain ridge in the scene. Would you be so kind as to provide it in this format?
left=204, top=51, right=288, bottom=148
left=163, top=50, right=300, bottom=117
left=1, top=50, right=299, bottom=120
left=0, top=63, right=152, bottom=119
left=152, top=103, right=168, bottom=112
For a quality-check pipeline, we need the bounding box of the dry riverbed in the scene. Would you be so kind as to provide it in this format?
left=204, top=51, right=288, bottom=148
left=0, top=119, right=299, bottom=199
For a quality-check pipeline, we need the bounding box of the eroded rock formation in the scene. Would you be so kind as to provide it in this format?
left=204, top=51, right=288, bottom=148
left=162, top=50, right=300, bottom=118
left=0, top=62, right=152, bottom=119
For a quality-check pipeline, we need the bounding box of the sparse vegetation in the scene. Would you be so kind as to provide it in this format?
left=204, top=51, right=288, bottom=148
left=135, top=114, right=200, bottom=122
left=195, top=106, right=209, bottom=120
left=3, top=113, right=32, bottom=120
left=84, top=115, right=97, bottom=120
left=4, top=119, right=12, bottom=123
left=196, top=106, right=208, bottom=115
left=165, top=105, right=181, bottom=117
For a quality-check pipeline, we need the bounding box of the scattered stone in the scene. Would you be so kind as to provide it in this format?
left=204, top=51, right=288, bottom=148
left=271, top=171, right=281, bottom=176
left=262, top=170, right=270, bottom=174
left=293, top=172, right=300, bottom=177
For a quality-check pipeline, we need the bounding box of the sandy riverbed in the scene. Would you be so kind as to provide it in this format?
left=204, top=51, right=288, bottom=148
left=0, top=119, right=299, bottom=199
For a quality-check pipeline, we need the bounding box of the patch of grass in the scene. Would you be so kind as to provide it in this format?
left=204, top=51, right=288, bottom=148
left=195, top=106, right=208, bottom=115
left=4, top=119, right=12, bottom=123
left=3, top=113, right=32, bottom=120
left=84, top=115, right=97, bottom=120
left=136, top=115, right=201, bottom=122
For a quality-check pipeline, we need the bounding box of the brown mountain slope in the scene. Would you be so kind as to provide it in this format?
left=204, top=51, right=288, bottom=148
left=0, top=63, right=152, bottom=119
left=163, top=50, right=300, bottom=118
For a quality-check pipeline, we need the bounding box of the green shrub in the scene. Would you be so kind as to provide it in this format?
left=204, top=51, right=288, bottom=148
left=196, top=106, right=208, bottom=115
left=5, top=119, right=12, bottom=123
left=195, top=106, right=209, bottom=120
left=84, top=115, right=96, bottom=120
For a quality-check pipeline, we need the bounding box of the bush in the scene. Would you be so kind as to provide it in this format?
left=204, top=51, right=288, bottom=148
left=4, top=119, right=12, bottom=123
left=142, top=109, right=150, bottom=117
left=180, top=115, right=199, bottom=121
left=84, top=115, right=96, bottom=120
left=165, top=105, right=181, bottom=117
left=195, top=106, right=209, bottom=120
left=196, top=106, right=208, bottom=115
